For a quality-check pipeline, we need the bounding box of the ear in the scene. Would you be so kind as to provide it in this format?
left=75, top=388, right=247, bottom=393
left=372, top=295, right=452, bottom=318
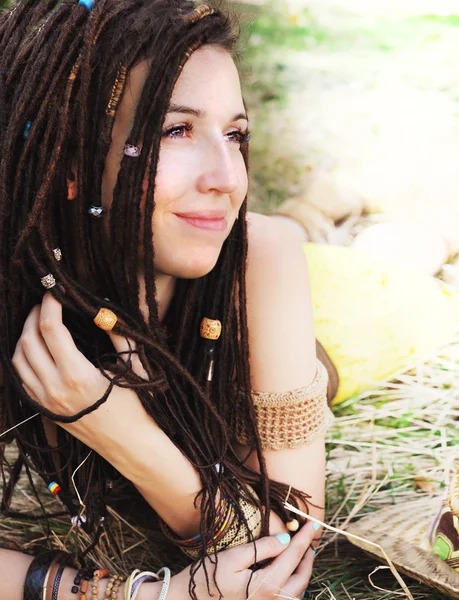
left=67, top=165, right=78, bottom=200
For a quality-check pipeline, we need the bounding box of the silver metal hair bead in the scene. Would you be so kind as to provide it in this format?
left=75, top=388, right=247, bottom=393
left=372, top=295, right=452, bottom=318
left=41, top=274, right=56, bottom=289
left=52, top=248, right=62, bottom=261
left=88, top=206, right=104, bottom=218
left=123, top=144, right=142, bottom=158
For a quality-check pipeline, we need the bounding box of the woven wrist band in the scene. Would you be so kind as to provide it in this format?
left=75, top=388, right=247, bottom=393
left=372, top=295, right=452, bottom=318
left=23, top=550, right=62, bottom=600
left=178, top=485, right=262, bottom=560
left=235, top=360, right=333, bottom=450
left=51, top=554, right=72, bottom=600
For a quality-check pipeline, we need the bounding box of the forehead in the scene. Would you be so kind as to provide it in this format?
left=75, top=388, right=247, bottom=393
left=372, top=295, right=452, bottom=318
left=111, top=46, right=244, bottom=150
left=169, top=45, right=244, bottom=113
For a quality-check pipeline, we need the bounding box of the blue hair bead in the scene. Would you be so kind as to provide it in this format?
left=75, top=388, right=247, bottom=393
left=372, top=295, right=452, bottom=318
left=23, top=121, right=32, bottom=139
left=78, top=0, right=94, bottom=11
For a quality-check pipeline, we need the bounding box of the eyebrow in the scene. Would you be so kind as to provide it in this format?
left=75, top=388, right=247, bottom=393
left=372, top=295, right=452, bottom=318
left=167, top=103, right=248, bottom=122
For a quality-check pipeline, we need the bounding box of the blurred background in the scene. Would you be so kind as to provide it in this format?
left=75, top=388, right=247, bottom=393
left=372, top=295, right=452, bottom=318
left=235, top=0, right=459, bottom=278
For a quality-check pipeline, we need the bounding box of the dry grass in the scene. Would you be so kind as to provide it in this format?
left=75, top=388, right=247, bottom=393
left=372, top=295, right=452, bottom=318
left=1, top=337, right=458, bottom=598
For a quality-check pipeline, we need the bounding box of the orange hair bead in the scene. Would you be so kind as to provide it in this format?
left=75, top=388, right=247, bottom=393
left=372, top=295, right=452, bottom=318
left=200, top=318, right=222, bottom=341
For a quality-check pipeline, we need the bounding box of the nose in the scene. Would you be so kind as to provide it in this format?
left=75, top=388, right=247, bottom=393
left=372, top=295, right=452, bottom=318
left=196, top=141, right=240, bottom=195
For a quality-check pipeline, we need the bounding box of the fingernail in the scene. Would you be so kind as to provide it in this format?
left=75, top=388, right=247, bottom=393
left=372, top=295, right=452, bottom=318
left=313, top=522, right=321, bottom=531
left=275, top=533, right=291, bottom=545
left=312, top=548, right=316, bottom=555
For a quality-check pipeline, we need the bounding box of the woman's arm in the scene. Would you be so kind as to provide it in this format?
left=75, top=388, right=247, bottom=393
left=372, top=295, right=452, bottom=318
left=60, top=385, right=205, bottom=539
left=235, top=213, right=325, bottom=530
left=11, top=296, right=207, bottom=540
left=0, top=524, right=318, bottom=600
left=0, top=548, right=167, bottom=600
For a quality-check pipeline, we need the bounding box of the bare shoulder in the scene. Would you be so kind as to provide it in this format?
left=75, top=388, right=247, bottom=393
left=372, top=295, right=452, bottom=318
left=245, top=212, right=316, bottom=392
left=246, top=211, right=311, bottom=300
left=246, top=211, right=294, bottom=261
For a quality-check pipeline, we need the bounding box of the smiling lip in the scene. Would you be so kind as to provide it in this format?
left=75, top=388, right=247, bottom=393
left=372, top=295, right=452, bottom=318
left=174, top=211, right=228, bottom=232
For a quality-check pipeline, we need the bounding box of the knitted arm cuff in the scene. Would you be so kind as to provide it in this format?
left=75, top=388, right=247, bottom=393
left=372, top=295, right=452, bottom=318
left=235, top=360, right=334, bottom=451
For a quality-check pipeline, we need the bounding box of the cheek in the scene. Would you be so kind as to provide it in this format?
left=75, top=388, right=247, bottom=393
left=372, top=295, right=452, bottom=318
left=149, top=152, right=190, bottom=212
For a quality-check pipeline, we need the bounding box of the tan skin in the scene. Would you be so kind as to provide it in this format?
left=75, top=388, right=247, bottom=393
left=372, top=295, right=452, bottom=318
left=2, top=46, right=324, bottom=599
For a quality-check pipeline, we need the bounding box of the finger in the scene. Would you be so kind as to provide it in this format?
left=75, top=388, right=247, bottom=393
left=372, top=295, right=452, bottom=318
left=20, top=305, right=59, bottom=385
left=12, top=343, right=46, bottom=403
left=259, top=522, right=318, bottom=589
left=105, top=330, right=148, bottom=379
left=39, top=292, right=86, bottom=372
left=282, top=546, right=315, bottom=597
left=269, top=510, right=289, bottom=535
left=223, top=532, right=292, bottom=572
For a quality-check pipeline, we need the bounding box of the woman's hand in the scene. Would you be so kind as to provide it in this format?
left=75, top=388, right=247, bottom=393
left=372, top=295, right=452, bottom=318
left=10, top=292, right=210, bottom=538
left=11, top=292, right=112, bottom=418
left=166, top=522, right=317, bottom=600
left=269, top=510, right=289, bottom=535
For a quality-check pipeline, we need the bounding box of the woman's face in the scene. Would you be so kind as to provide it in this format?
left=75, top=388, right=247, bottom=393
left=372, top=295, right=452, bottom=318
left=101, top=45, right=249, bottom=280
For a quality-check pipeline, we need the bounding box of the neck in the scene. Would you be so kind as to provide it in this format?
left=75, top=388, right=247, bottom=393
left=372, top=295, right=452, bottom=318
left=138, top=271, right=176, bottom=323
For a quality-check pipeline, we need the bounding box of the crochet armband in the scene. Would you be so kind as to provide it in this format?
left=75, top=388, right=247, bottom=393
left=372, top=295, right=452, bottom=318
left=235, top=360, right=334, bottom=450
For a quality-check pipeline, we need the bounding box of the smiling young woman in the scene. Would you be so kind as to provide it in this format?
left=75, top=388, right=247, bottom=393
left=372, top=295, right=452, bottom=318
left=0, top=2, right=330, bottom=599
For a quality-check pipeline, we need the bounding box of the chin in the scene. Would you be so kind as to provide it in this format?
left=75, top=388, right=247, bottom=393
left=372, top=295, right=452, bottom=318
left=178, top=259, right=219, bottom=279
left=162, top=250, right=221, bottom=280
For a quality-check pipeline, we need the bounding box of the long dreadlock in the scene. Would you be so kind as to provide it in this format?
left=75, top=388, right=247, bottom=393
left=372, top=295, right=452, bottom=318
left=0, top=1, right=311, bottom=597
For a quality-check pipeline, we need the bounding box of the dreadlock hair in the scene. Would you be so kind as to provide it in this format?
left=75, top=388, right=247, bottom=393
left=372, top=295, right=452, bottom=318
left=0, top=0, right=312, bottom=597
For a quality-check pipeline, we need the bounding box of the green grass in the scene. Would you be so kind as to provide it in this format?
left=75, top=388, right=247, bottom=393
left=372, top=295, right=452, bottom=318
left=417, top=15, right=459, bottom=27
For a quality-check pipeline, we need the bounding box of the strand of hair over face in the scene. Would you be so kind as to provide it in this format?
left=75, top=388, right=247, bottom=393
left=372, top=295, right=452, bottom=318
left=0, top=1, right=312, bottom=597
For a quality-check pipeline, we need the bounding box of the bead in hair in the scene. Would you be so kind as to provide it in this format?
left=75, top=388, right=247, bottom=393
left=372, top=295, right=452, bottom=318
left=123, top=144, right=141, bottom=158
left=48, top=481, right=61, bottom=496
left=78, top=0, right=94, bottom=11
left=94, top=308, right=117, bottom=331
left=52, top=248, right=62, bottom=261
left=41, top=273, right=56, bottom=289
left=88, top=206, right=104, bottom=218
left=200, top=318, right=222, bottom=381
left=106, top=64, right=127, bottom=118
left=200, top=318, right=221, bottom=341
left=23, top=121, right=32, bottom=139
left=183, top=5, right=216, bottom=24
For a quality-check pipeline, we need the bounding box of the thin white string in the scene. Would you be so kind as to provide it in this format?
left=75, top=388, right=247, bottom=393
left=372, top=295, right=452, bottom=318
left=0, top=412, right=39, bottom=438
left=284, top=501, right=415, bottom=600
left=71, top=450, right=93, bottom=510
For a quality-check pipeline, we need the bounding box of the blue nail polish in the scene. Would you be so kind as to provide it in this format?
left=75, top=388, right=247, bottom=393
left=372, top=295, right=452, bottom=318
left=275, top=533, right=291, bottom=545
left=313, top=522, right=320, bottom=531
left=312, top=548, right=316, bottom=555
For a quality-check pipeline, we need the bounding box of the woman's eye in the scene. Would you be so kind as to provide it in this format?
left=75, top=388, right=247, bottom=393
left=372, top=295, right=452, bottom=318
left=162, top=124, right=193, bottom=138
left=226, top=130, right=252, bottom=145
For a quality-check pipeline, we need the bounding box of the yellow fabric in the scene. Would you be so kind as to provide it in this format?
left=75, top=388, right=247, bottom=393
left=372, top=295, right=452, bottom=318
left=305, top=244, right=459, bottom=404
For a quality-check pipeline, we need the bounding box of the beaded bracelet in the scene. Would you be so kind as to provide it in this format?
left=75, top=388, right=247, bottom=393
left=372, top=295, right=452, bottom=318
left=91, top=569, right=110, bottom=600
left=105, top=573, right=124, bottom=600
left=71, top=567, right=93, bottom=595
left=70, top=567, right=94, bottom=600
